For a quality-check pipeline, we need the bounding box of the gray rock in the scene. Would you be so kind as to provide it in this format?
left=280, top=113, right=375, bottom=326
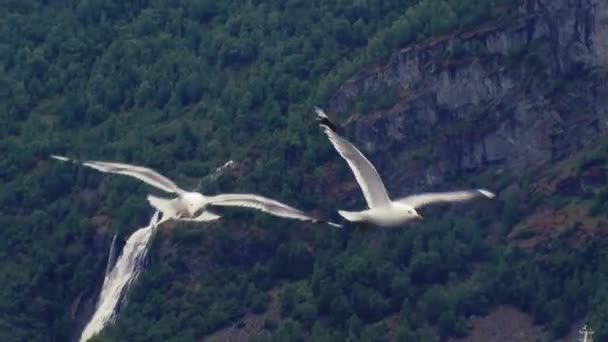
left=326, top=0, right=608, bottom=196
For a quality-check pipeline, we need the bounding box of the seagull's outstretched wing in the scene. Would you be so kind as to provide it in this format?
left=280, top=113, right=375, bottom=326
left=315, top=107, right=391, bottom=209
left=207, top=193, right=341, bottom=227
left=397, top=189, right=495, bottom=209
left=51, top=155, right=186, bottom=194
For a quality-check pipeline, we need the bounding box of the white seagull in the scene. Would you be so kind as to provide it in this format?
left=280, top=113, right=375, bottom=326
left=315, top=107, right=495, bottom=227
left=51, top=155, right=341, bottom=227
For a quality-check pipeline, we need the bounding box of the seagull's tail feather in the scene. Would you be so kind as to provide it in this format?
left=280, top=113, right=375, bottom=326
left=337, top=210, right=366, bottom=223
left=185, top=210, right=221, bottom=222
left=314, top=107, right=338, bottom=132
left=146, top=195, right=178, bottom=221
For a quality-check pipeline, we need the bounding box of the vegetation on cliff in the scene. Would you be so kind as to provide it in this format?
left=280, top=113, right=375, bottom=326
left=3, top=0, right=608, bottom=341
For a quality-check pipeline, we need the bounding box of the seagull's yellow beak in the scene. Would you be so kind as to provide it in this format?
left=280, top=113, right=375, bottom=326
left=415, top=212, right=423, bottom=220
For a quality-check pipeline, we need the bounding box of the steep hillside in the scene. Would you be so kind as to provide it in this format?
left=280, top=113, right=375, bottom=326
left=3, top=0, right=608, bottom=341
left=326, top=0, right=608, bottom=194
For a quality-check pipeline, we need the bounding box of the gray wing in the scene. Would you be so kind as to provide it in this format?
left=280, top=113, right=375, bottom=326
left=316, top=108, right=391, bottom=208
left=397, top=189, right=495, bottom=209
left=51, top=155, right=185, bottom=194
left=207, top=193, right=342, bottom=227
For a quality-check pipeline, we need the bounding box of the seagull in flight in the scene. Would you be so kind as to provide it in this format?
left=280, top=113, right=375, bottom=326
left=315, top=107, right=495, bottom=227
left=51, top=155, right=341, bottom=227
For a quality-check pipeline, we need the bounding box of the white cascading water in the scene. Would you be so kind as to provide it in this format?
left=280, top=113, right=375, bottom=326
left=78, top=160, right=234, bottom=341
left=79, top=211, right=160, bottom=342
left=104, top=233, right=118, bottom=276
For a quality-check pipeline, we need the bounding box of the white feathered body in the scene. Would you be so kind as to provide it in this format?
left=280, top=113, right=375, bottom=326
left=338, top=203, right=417, bottom=227
left=147, top=192, right=219, bottom=224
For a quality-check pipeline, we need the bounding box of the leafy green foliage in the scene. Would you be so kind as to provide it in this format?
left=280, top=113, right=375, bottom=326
left=2, top=1, right=426, bottom=339
left=4, top=0, right=604, bottom=342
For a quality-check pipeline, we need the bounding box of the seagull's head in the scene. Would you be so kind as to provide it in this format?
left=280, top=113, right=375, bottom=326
left=183, top=192, right=207, bottom=217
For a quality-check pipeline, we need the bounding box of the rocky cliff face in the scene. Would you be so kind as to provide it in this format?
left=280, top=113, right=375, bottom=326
left=327, top=0, right=608, bottom=197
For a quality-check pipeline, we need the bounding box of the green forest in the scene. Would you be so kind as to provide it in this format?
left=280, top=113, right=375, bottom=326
left=2, top=0, right=608, bottom=341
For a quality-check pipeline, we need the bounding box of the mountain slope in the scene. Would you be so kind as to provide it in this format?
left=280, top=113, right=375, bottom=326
left=3, top=0, right=608, bottom=341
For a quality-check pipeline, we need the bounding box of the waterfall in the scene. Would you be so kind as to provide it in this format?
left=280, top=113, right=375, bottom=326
left=78, top=160, right=233, bottom=341
left=79, top=211, right=159, bottom=342
left=104, top=233, right=118, bottom=276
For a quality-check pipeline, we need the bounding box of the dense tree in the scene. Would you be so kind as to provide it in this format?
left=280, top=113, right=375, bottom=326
left=4, top=0, right=601, bottom=341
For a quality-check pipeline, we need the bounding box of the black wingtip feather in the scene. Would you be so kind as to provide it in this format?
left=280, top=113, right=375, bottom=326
left=318, top=117, right=338, bottom=133
left=314, top=107, right=338, bottom=132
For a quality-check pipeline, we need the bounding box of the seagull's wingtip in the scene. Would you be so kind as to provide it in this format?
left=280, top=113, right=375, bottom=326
left=314, top=108, right=338, bottom=132
left=50, top=155, right=70, bottom=162
left=314, top=106, right=328, bottom=118
left=312, top=219, right=343, bottom=228
left=477, top=189, right=496, bottom=198
left=328, top=221, right=343, bottom=228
